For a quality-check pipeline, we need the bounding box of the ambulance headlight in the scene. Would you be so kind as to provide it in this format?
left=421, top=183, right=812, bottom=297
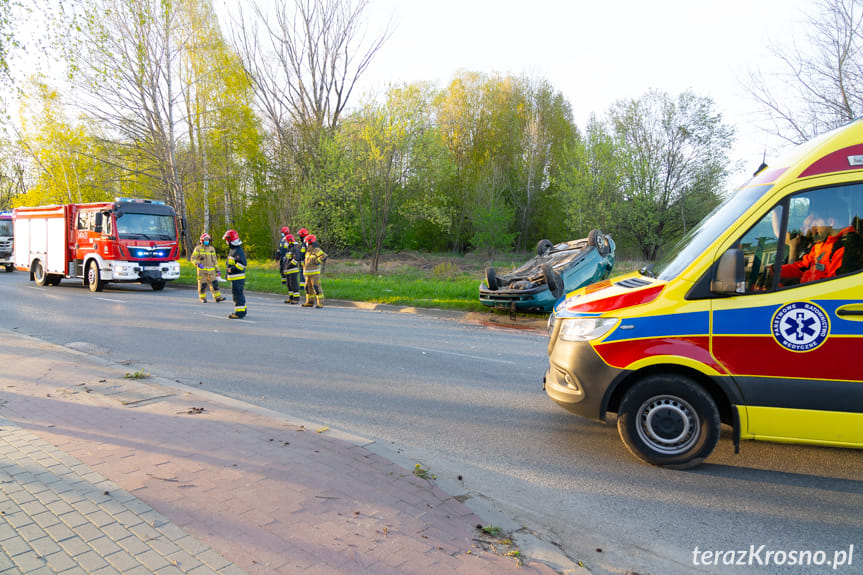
left=558, top=317, right=618, bottom=342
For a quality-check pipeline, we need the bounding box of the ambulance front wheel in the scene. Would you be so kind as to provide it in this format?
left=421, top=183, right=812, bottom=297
left=616, top=374, right=720, bottom=469
left=87, top=260, right=104, bottom=292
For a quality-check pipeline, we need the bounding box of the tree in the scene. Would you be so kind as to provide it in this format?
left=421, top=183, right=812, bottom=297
left=233, top=0, right=390, bottom=163
left=609, top=90, right=734, bottom=260
left=745, top=0, right=863, bottom=144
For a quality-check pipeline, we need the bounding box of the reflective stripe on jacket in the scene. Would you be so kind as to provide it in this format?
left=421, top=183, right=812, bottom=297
left=227, top=244, right=247, bottom=281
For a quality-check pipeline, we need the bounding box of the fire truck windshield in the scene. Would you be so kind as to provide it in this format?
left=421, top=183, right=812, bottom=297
left=116, top=213, right=176, bottom=241
left=0, top=220, right=12, bottom=236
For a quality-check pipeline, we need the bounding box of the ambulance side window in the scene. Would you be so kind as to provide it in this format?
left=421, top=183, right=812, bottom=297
left=779, top=184, right=863, bottom=286
left=736, top=205, right=784, bottom=293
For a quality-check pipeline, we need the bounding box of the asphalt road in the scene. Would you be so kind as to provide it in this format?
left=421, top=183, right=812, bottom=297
left=2, top=272, right=862, bottom=575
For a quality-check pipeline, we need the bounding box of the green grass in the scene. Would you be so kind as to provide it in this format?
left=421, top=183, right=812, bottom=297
left=175, top=253, right=648, bottom=314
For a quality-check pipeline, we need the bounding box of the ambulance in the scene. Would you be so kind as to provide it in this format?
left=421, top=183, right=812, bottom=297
left=544, top=119, right=863, bottom=468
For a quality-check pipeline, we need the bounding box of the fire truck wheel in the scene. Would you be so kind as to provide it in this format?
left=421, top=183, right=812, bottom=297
left=151, top=280, right=166, bottom=291
left=616, top=374, right=720, bottom=470
left=87, top=260, right=104, bottom=292
left=33, top=260, right=49, bottom=286
left=4, top=264, right=12, bottom=273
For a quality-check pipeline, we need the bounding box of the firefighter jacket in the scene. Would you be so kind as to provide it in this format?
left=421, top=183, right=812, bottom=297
left=190, top=244, right=219, bottom=277
left=226, top=242, right=247, bottom=281
left=282, top=241, right=302, bottom=274
left=781, top=225, right=862, bottom=284
left=303, top=245, right=327, bottom=276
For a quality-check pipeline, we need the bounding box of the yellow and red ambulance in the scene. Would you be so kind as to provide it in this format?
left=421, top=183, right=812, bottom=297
left=544, top=119, right=863, bottom=468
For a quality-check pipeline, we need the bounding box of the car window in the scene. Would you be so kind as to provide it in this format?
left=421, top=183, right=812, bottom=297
left=736, top=183, right=863, bottom=293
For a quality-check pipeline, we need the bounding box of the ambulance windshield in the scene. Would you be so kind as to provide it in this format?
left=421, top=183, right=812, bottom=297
left=650, top=184, right=773, bottom=281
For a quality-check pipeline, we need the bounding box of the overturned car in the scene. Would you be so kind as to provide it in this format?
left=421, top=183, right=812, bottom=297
left=479, top=230, right=615, bottom=313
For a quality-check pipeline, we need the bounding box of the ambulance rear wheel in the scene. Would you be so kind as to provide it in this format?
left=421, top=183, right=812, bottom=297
left=617, top=374, right=720, bottom=469
left=33, top=260, right=48, bottom=286
left=87, top=260, right=104, bottom=292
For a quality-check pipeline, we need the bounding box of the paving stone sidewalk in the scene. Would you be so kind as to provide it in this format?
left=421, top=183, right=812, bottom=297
left=0, top=329, right=572, bottom=574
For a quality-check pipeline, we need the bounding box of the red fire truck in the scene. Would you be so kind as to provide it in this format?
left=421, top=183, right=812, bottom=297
left=14, top=198, right=183, bottom=291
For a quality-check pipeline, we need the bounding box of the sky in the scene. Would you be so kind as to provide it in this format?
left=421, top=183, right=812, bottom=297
left=348, top=0, right=820, bottom=185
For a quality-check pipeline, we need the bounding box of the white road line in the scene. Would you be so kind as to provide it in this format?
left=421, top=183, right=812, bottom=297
left=412, top=346, right=515, bottom=364
left=95, top=297, right=125, bottom=303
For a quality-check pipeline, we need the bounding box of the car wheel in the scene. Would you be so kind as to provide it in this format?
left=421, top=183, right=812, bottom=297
left=542, top=263, right=563, bottom=299
left=536, top=239, right=554, bottom=256
left=87, top=260, right=104, bottom=292
left=151, top=280, right=166, bottom=291
left=588, top=229, right=610, bottom=257
left=485, top=267, right=499, bottom=290
left=616, top=374, right=720, bottom=469
left=33, top=260, right=48, bottom=286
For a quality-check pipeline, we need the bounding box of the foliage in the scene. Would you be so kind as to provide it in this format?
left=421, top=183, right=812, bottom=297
left=607, top=90, right=734, bottom=260
left=5, top=0, right=743, bottom=268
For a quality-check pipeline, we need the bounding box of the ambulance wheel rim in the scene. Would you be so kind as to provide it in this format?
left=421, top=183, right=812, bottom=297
left=635, top=395, right=699, bottom=455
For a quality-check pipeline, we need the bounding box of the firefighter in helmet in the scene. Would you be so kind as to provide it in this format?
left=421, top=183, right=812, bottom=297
left=296, top=227, right=310, bottom=294
left=277, top=226, right=291, bottom=279
left=190, top=233, right=225, bottom=303
left=223, top=229, right=247, bottom=319
left=281, top=233, right=302, bottom=304
left=301, top=233, right=327, bottom=308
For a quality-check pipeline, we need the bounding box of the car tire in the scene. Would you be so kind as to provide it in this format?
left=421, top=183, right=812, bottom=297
left=616, top=374, right=721, bottom=469
left=588, top=229, right=610, bottom=257
left=87, top=260, right=104, bottom=292
left=485, top=267, right=499, bottom=290
left=536, top=239, right=554, bottom=256
left=33, top=259, right=48, bottom=286
left=542, top=263, right=563, bottom=299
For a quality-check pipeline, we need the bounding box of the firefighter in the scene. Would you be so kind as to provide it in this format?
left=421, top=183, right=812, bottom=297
left=190, top=233, right=226, bottom=303
left=281, top=233, right=302, bottom=304
left=296, top=227, right=310, bottom=294
left=277, top=226, right=290, bottom=281
left=301, top=233, right=327, bottom=308
left=223, top=229, right=247, bottom=319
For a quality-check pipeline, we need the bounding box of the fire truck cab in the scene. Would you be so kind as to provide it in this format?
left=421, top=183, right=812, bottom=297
left=14, top=198, right=183, bottom=291
left=0, top=211, right=13, bottom=272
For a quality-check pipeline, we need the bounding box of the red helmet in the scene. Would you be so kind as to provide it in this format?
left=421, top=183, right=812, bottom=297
left=285, top=233, right=295, bottom=242
left=305, top=234, right=317, bottom=245
left=280, top=226, right=290, bottom=235
left=200, top=233, right=211, bottom=243
left=297, top=228, right=309, bottom=238
left=223, top=229, right=239, bottom=243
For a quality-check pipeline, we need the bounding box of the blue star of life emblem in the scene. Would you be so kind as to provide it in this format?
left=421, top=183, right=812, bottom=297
left=771, top=301, right=830, bottom=352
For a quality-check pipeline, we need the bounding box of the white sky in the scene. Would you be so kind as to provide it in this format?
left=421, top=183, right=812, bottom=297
left=353, top=0, right=820, bottom=184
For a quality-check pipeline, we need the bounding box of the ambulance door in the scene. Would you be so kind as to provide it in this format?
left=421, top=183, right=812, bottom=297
left=710, top=183, right=863, bottom=447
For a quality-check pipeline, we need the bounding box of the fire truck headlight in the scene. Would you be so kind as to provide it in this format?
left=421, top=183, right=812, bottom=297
left=558, top=317, right=618, bottom=342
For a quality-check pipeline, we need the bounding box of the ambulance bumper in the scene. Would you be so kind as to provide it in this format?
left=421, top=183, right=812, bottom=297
left=544, top=339, right=625, bottom=421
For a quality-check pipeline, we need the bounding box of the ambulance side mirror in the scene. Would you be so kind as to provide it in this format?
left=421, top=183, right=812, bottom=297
left=711, top=249, right=745, bottom=295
